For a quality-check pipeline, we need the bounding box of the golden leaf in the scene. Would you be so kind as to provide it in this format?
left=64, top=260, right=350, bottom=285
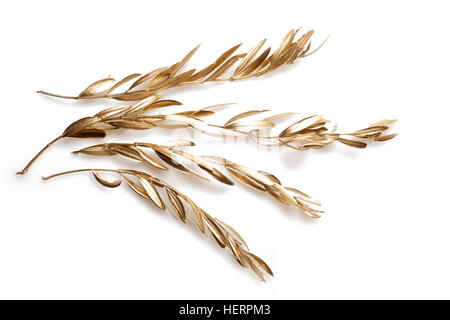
left=224, top=120, right=275, bottom=130
left=189, top=43, right=242, bottom=81
left=279, top=115, right=323, bottom=137
left=95, top=105, right=132, bottom=118
left=107, top=119, right=156, bottom=130
left=224, top=110, right=269, bottom=126
left=170, top=44, right=201, bottom=76
left=337, top=138, right=367, bottom=148
left=110, top=91, right=156, bottom=101
left=73, top=144, right=115, bottom=156
left=244, top=254, right=265, bottom=281
left=374, top=133, right=397, bottom=141
left=166, top=188, right=186, bottom=222
left=121, top=174, right=149, bottom=199
left=237, top=47, right=271, bottom=78
left=135, top=148, right=168, bottom=170
left=197, top=163, right=234, bottom=186
left=78, top=77, right=115, bottom=97
left=92, top=170, right=121, bottom=188
left=234, top=39, right=267, bottom=76
left=62, top=117, right=101, bottom=137
left=128, top=67, right=168, bottom=91
left=246, top=251, right=273, bottom=277
left=216, top=219, right=248, bottom=249
left=131, top=99, right=182, bottom=115
left=68, top=129, right=106, bottom=138
left=205, top=54, right=245, bottom=81
left=106, top=73, right=141, bottom=94
left=204, top=214, right=227, bottom=248
left=226, top=168, right=266, bottom=191
left=137, top=174, right=165, bottom=210
left=370, top=119, right=397, bottom=127
left=107, top=144, right=143, bottom=162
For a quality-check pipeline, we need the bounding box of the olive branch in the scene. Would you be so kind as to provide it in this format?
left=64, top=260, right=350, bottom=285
left=42, top=168, right=273, bottom=281
left=73, top=140, right=323, bottom=218
left=17, top=95, right=396, bottom=175
left=37, top=29, right=327, bottom=101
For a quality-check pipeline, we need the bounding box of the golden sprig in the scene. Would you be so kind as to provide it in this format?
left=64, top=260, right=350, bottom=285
left=37, top=29, right=325, bottom=101
left=17, top=95, right=396, bottom=175
left=164, top=109, right=397, bottom=149
left=17, top=95, right=204, bottom=174
left=73, top=140, right=323, bottom=218
left=244, top=114, right=398, bottom=150
left=42, top=168, right=273, bottom=281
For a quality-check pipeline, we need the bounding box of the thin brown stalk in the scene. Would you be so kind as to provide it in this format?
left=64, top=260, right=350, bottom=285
left=37, top=29, right=326, bottom=101
left=42, top=168, right=273, bottom=281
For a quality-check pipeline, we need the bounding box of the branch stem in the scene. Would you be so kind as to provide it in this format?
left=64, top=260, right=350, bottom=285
left=16, top=136, right=63, bottom=175
left=37, top=90, right=78, bottom=100
left=42, top=168, right=128, bottom=180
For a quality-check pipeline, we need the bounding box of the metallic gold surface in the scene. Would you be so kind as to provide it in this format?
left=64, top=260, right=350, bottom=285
left=37, top=29, right=325, bottom=101
left=42, top=168, right=272, bottom=281
left=17, top=95, right=396, bottom=174
left=74, top=141, right=323, bottom=218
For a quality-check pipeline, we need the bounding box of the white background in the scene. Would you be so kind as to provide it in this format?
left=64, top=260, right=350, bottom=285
left=1, top=0, right=449, bottom=299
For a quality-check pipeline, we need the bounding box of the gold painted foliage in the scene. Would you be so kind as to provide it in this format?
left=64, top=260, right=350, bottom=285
left=42, top=168, right=273, bottom=281
left=249, top=115, right=397, bottom=150
left=17, top=95, right=204, bottom=174
left=37, top=29, right=325, bottom=101
left=16, top=24, right=399, bottom=283
left=17, top=95, right=396, bottom=175
left=74, top=140, right=323, bottom=218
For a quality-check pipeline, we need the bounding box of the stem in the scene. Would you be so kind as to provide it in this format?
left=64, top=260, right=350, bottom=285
left=36, top=90, right=78, bottom=100
left=42, top=168, right=126, bottom=180
left=16, top=136, right=63, bottom=175
left=303, top=35, right=330, bottom=57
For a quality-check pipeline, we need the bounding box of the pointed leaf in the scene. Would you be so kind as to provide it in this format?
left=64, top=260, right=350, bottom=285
left=107, top=144, right=143, bottom=161
left=92, top=170, right=121, bottom=188
left=226, top=168, right=265, bottom=191
left=374, top=133, right=397, bottom=141
left=189, top=43, right=242, bottom=81
left=166, top=188, right=186, bottom=222
left=106, top=73, right=141, bottom=94
left=337, top=138, right=367, bottom=148
left=205, top=54, right=245, bottom=81
left=79, top=77, right=115, bottom=97
left=128, top=67, right=168, bottom=91
left=68, top=129, right=106, bottom=138
left=234, top=39, right=267, bottom=75
left=121, top=174, right=149, bottom=199
left=246, top=251, right=273, bottom=277
left=135, top=148, right=168, bottom=170
left=62, top=117, right=101, bottom=137
left=224, top=110, right=269, bottom=126
left=279, top=115, right=323, bottom=137
left=137, top=174, right=165, bottom=210
left=73, top=144, right=114, bottom=156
